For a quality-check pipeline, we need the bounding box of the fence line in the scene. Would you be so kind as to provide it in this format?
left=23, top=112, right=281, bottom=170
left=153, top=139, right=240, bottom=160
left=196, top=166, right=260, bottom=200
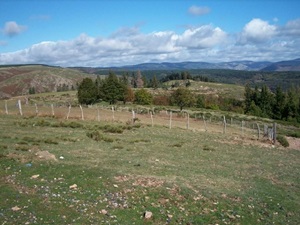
left=1, top=101, right=277, bottom=141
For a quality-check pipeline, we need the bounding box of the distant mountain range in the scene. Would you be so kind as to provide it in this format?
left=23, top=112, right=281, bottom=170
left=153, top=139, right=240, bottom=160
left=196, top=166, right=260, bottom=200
left=72, top=58, right=300, bottom=72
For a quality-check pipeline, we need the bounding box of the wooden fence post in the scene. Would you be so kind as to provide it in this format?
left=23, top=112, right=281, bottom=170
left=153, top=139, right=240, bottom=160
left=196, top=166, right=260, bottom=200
left=5, top=100, right=8, bottom=115
left=273, top=122, right=277, bottom=144
left=223, top=116, right=227, bottom=134
left=150, top=111, right=154, bottom=127
left=256, top=123, right=260, bottom=140
left=203, top=115, right=207, bottom=131
left=169, top=111, right=172, bottom=129
left=79, top=105, right=84, bottom=120
left=18, top=99, right=23, bottom=116
left=186, top=113, right=190, bottom=129
left=51, top=104, right=55, bottom=116
left=66, top=105, right=71, bottom=120
left=132, top=110, right=135, bottom=124
left=97, top=108, right=100, bottom=122
left=241, top=120, right=244, bottom=136
left=35, top=103, right=39, bottom=116
left=112, top=106, right=115, bottom=122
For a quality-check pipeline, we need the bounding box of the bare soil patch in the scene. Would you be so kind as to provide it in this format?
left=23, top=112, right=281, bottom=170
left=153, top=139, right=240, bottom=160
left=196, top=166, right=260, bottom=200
left=286, top=136, right=300, bottom=150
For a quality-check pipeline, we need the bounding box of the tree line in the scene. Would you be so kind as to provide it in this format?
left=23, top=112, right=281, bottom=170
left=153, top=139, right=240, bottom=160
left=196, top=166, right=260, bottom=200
left=244, top=84, right=300, bottom=122
left=77, top=70, right=300, bottom=123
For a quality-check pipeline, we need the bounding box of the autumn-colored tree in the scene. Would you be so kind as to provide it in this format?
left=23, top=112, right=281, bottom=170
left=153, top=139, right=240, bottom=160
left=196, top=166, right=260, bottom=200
left=135, top=70, right=144, bottom=88
left=124, top=86, right=135, bottom=104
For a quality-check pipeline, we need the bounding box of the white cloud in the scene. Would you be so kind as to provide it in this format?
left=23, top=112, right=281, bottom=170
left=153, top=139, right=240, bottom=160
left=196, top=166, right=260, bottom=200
left=177, top=25, right=227, bottom=49
left=188, top=6, right=210, bottom=16
left=2, top=21, right=27, bottom=37
left=238, top=18, right=277, bottom=44
left=1, top=18, right=300, bottom=67
left=281, top=18, right=300, bottom=36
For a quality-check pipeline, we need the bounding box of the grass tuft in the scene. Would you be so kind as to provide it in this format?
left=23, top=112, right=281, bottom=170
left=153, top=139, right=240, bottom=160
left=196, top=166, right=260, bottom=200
left=86, top=130, right=115, bottom=142
left=277, top=135, right=289, bottom=147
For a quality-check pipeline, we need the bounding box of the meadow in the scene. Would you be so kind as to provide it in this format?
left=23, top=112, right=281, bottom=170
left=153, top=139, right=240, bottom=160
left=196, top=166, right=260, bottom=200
left=0, top=94, right=300, bottom=224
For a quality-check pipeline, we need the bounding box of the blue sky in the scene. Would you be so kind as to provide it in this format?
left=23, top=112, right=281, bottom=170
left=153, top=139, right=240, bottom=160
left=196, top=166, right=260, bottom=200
left=0, top=0, right=300, bottom=67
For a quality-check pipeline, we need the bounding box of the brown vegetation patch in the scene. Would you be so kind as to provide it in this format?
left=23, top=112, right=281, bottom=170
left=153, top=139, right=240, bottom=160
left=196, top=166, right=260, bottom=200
left=286, top=137, right=300, bottom=150
left=132, top=177, right=164, bottom=188
left=35, top=150, right=57, bottom=161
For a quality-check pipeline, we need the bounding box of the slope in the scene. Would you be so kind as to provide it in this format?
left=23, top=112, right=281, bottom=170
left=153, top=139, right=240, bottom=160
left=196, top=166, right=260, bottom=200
left=0, top=65, right=95, bottom=99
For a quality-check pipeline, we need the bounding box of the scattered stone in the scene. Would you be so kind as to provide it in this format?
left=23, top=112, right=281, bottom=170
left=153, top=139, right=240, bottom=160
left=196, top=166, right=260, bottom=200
left=59, top=156, right=64, bottom=160
left=31, top=174, right=40, bottom=179
left=144, top=211, right=153, bottom=219
left=155, top=159, right=159, bottom=162
left=113, top=184, right=118, bottom=188
left=100, top=209, right=108, bottom=215
left=69, top=184, right=77, bottom=189
left=11, top=206, right=21, bottom=211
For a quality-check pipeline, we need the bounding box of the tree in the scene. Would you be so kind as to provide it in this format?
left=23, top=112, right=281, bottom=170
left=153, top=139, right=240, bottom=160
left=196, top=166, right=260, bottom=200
left=171, top=87, right=195, bottom=111
left=151, top=75, right=159, bottom=89
left=134, top=89, right=153, bottom=105
left=283, top=89, right=297, bottom=120
left=196, top=95, right=205, bottom=108
left=244, top=84, right=253, bottom=114
left=29, top=87, right=36, bottom=95
left=259, top=85, right=274, bottom=117
left=77, top=78, right=97, bottom=105
left=95, top=75, right=104, bottom=99
left=135, top=70, right=144, bottom=88
left=273, top=86, right=285, bottom=120
left=124, top=86, right=135, bottom=104
left=100, top=71, right=126, bottom=104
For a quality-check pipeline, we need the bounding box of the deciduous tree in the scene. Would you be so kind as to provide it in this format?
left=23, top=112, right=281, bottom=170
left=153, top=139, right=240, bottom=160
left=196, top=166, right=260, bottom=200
left=171, top=87, right=195, bottom=111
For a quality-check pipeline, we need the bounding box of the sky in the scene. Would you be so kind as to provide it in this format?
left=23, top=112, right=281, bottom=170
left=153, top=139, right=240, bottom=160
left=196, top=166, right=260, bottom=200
left=0, top=0, right=300, bottom=67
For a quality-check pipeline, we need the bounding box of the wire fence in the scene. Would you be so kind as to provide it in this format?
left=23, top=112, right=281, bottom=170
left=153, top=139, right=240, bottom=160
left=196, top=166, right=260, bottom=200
left=0, top=98, right=277, bottom=142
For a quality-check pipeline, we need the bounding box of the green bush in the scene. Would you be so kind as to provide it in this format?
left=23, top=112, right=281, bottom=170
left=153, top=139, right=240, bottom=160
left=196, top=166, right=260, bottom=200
left=86, top=130, right=115, bottom=142
left=277, top=135, right=289, bottom=147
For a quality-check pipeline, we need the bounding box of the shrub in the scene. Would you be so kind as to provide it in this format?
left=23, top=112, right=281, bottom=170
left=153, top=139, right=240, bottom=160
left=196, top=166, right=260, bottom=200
left=86, top=130, right=115, bottom=142
left=277, top=135, right=289, bottom=147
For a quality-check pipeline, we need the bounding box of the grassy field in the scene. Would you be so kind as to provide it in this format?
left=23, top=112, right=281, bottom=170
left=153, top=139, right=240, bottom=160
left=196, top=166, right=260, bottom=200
left=0, top=112, right=299, bottom=224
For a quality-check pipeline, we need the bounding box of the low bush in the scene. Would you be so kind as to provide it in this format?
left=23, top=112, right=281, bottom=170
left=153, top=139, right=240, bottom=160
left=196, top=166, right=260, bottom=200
left=86, top=130, right=115, bottom=142
left=277, top=135, right=289, bottom=147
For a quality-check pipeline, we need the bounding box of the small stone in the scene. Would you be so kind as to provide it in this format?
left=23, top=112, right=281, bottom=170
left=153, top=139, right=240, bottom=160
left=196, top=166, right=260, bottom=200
left=12, top=206, right=21, bottom=211
left=101, top=209, right=108, bottom=215
left=113, top=184, right=118, bottom=188
left=69, top=184, right=77, bottom=189
left=155, top=159, right=159, bottom=162
left=59, top=156, right=64, bottom=160
left=144, top=211, right=153, bottom=219
left=31, top=174, right=40, bottom=179
left=167, top=214, right=173, bottom=219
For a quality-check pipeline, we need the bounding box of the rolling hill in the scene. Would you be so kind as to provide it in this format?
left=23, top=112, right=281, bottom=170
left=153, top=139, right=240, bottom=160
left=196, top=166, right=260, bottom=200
left=0, top=65, right=95, bottom=99
left=72, top=58, right=300, bottom=72
left=261, top=58, right=300, bottom=71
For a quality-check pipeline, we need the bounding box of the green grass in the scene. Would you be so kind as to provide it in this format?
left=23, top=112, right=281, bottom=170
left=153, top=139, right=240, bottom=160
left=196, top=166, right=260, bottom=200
left=0, top=115, right=299, bottom=224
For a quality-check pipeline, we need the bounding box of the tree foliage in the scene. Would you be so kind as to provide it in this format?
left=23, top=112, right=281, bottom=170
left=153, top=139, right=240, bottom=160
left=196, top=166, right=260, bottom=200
left=77, top=78, right=97, bottom=105
left=100, top=71, right=126, bottom=104
left=171, top=87, right=195, bottom=110
left=134, top=89, right=153, bottom=105
left=244, top=84, right=300, bottom=122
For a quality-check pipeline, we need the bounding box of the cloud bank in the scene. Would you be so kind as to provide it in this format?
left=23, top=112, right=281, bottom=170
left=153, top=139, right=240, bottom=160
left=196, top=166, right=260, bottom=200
left=0, top=18, right=299, bottom=67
